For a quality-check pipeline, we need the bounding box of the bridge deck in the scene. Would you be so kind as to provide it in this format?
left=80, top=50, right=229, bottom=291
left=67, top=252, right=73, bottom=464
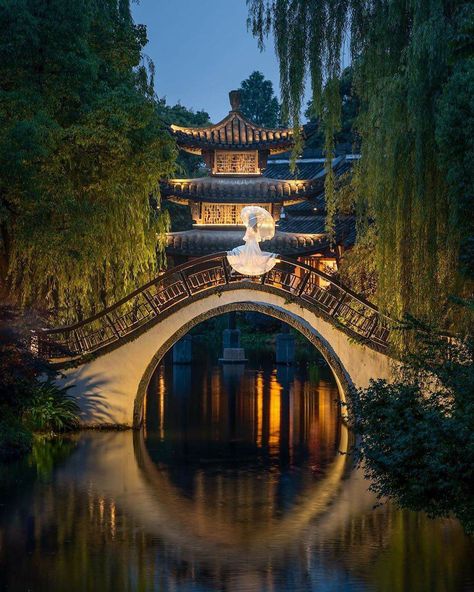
left=31, top=253, right=392, bottom=362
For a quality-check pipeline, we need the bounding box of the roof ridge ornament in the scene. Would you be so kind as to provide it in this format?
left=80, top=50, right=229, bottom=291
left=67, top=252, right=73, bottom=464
left=229, top=90, right=241, bottom=111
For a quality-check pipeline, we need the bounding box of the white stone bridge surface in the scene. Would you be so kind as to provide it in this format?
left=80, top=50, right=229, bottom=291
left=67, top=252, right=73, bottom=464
left=32, top=253, right=395, bottom=427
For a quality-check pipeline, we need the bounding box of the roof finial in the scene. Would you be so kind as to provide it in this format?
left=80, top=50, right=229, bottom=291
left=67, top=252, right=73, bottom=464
left=229, top=90, right=241, bottom=111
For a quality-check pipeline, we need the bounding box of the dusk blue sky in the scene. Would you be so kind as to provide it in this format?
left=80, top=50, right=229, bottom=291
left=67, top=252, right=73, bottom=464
left=132, top=0, right=284, bottom=122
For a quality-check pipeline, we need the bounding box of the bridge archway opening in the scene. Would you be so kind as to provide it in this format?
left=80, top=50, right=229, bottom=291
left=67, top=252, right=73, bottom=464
left=140, top=309, right=349, bottom=546
left=134, top=301, right=352, bottom=428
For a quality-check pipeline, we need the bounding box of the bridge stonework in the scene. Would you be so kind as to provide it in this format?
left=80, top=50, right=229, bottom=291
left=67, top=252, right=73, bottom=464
left=55, top=288, right=394, bottom=428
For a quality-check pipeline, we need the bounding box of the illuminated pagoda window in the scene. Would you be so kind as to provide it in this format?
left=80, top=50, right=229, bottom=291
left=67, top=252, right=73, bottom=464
left=201, top=203, right=270, bottom=225
left=214, top=151, right=259, bottom=175
left=161, top=90, right=356, bottom=264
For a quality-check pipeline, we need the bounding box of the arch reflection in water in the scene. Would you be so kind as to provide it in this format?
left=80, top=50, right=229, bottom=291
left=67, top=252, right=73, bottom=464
left=1, top=353, right=473, bottom=592
left=144, top=358, right=343, bottom=535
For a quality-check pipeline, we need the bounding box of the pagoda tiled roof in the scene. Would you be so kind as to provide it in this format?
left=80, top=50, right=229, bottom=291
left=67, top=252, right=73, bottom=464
left=160, top=156, right=352, bottom=204
left=170, top=111, right=295, bottom=154
left=278, top=213, right=355, bottom=244
left=160, top=175, right=325, bottom=204
left=166, top=215, right=355, bottom=257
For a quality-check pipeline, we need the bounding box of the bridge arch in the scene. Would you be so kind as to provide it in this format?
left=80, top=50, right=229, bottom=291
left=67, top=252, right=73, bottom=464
left=55, top=285, right=394, bottom=428
left=134, top=299, right=353, bottom=426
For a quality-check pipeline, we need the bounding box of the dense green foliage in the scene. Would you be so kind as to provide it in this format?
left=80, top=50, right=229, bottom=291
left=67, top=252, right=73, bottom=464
left=248, top=0, right=473, bottom=331
left=305, top=67, right=360, bottom=152
left=349, top=320, right=474, bottom=533
left=0, top=0, right=176, bottom=321
left=238, top=71, right=281, bottom=127
left=156, top=99, right=211, bottom=230
left=156, top=99, right=210, bottom=178
left=0, top=309, right=80, bottom=460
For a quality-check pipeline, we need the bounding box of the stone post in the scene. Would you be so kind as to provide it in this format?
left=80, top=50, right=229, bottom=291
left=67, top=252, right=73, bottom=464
left=276, top=323, right=295, bottom=364
left=172, top=334, right=193, bottom=364
left=219, top=312, right=247, bottom=363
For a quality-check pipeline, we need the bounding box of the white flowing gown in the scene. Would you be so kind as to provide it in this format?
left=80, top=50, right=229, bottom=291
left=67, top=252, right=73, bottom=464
left=226, top=206, right=278, bottom=276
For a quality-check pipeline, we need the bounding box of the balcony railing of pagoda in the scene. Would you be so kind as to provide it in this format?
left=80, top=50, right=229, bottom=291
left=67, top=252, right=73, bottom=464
left=31, top=252, right=392, bottom=362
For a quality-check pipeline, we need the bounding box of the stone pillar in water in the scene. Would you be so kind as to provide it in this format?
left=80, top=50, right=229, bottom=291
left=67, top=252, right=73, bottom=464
left=276, top=323, right=295, bottom=364
left=220, top=312, right=247, bottom=363
left=172, top=334, right=193, bottom=364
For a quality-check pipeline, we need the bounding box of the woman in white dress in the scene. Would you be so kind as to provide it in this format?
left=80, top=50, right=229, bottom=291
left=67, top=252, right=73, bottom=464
left=226, top=206, right=278, bottom=276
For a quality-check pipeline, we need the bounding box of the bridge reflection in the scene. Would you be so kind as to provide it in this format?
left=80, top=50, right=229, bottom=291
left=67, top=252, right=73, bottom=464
left=136, top=361, right=348, bottom=555
left=146, top=362, right=340, bottom=466
left=3, top=333, right=471, bottom=591
left=2, top=427, right=472, bottom=591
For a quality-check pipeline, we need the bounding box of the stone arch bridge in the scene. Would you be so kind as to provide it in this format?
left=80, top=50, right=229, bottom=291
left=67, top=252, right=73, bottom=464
left=32, top=253, right=395, bottom=427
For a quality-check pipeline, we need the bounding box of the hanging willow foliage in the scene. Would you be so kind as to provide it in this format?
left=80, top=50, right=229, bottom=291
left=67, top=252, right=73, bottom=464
left=248, top=0, right=473, bottom=332
left=0, top=0, right=177, bottom=323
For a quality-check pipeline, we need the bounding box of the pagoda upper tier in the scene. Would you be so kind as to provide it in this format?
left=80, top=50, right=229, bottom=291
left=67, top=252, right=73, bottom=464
left=169, top=90, right=296, bottom=159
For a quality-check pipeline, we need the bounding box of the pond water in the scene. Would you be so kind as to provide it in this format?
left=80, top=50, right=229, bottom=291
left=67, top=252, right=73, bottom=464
left=0, top=360, right=473, bottom=592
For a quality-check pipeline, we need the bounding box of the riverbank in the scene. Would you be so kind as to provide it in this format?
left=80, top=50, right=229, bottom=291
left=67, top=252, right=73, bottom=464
left=0, top=307, right=80, bottom=461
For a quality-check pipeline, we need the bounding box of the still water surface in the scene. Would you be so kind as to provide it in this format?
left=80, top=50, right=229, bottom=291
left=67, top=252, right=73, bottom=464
left=0, top=360, right=473, bottom=591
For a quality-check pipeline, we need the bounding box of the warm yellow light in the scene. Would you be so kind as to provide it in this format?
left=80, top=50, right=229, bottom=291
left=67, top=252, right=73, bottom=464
left=256, top=372, right=263, bottom=447
left=268, top=372, right=282, bottom=449
left=158, top=366, right=165, bottom=441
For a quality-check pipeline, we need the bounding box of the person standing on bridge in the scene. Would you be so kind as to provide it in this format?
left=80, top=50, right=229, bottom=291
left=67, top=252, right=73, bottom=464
left=227, top=206, right=278, bottom=276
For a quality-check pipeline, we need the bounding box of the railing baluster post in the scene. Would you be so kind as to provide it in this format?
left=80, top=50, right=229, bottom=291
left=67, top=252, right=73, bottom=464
left=180, top=271, right=191, bottom=297
left=222, top=256, right=230, bottom=284
left=106, top=314, right=121, bottom=339
left=331, top=292, right=346, bottom=317
left=366, top=314, right=378, bottom=339
left=143, top=290, right=160, bottom=315
left=72, top=329, right=82, bottom=355
left=297, top=270, right=311, bottom=296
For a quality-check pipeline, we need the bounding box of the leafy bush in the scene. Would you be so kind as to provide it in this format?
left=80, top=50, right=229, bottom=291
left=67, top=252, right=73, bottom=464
left=349, top=319, right=474, bottom=533
left=23, top=381, right=80, bottom=434
left=0, top=308, right=80, bottom=460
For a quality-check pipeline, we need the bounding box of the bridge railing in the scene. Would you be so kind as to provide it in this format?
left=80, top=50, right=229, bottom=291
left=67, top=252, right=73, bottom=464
left=31, top=252, right=391, bottom=361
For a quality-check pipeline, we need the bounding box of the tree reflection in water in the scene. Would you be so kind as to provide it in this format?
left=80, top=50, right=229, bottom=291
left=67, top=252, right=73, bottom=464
left=0, top=360, right=472, bottom=592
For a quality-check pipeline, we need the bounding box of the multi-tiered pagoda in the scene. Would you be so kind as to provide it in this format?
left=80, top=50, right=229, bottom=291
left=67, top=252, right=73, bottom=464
left=161, top=91, right=355, bottom=277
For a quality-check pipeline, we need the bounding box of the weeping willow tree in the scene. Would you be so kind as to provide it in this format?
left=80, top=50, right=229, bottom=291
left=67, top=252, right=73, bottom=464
left=248, top=0, right=473, bottom=332
left=0, top=0, right=176, bottom=322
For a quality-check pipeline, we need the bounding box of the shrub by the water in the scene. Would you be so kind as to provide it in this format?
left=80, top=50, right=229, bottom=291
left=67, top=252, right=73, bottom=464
left=0, top=308, right=80, bottom=461
left=349, top=317, right=474, bottom=534
left=23, top=381, right=79, bottom=434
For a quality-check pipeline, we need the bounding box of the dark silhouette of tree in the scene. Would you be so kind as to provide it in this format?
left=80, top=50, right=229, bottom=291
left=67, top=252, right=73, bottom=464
left=156, top=100, right=211, bottom=231
left=239, top=71, right=280, bottom=127
left=156, top=99, right=210, bottom=178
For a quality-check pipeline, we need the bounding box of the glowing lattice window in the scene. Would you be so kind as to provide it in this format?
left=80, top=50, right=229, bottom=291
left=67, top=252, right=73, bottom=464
left=201, top=203, right=270, bottom=225
left=214, top=151, right=259, bottom=175
left=298, top=256, right=338, bottom=289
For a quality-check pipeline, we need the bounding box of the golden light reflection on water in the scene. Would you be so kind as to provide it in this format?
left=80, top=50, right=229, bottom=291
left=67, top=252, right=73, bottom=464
left=158, top=365, right=165, bottom=441
left=1, top=363, right=472, bottom=592
left=0, top=427, right=472, bottom=591
left=256, top=370, right=263, bottom=446
left=143, top=362, right=342, bottom=535
left=268, top=371, right=282, bottom=450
